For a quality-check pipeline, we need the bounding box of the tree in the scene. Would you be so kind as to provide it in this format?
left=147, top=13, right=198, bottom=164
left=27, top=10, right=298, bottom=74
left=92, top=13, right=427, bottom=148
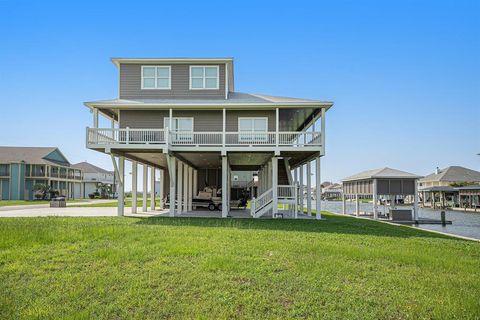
left=96, top=182, right=112, bottom=199
left=33, top=183, right=51, bottom=200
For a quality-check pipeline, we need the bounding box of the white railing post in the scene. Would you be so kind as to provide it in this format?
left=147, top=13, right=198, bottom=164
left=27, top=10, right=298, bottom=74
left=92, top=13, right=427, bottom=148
left=126, top=127, right=130, bottom=145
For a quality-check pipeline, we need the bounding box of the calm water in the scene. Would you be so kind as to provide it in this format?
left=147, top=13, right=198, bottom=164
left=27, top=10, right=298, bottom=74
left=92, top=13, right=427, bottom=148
left=316, top=200, right=480, bottom=240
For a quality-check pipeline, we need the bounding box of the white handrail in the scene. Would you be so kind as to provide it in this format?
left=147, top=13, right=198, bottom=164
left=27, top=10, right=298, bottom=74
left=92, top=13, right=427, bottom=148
left=87, top=128, right=322, bottom=148
left=278, top=185, right=296, bottom=199
left=88, top=128, right=166, bottom=145
left=251, top=188, right=273, bottom=217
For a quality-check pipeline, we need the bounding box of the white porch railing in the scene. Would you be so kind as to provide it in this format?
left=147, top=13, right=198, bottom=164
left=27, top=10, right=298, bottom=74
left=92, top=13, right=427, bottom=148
left=87, top=128, right=321, bottom=148
left=225, top=132, right=276, bottom=146
left=278, top=131, right=322, bottom=146
left=169, top=132, right=223, bottom=145
left=88, top=128, right=166, bottom=145
left=278, top=185, right=297, bottom=200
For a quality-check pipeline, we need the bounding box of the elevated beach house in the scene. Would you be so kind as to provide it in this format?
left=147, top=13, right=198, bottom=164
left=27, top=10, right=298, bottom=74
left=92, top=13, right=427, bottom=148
left=0, top=146, right=83, bottom=200
left=85, top=57, right=332, bottom=218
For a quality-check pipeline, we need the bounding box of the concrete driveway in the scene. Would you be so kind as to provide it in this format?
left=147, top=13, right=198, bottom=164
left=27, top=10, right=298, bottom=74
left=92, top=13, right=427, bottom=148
left=0, top=203, right=168, bottom=218
left=0, top=199, right=116, bottom=212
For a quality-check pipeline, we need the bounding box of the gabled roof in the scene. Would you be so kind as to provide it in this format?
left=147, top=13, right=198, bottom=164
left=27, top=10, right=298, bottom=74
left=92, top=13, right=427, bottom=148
left=342, top=167, right=422, bottom=182
left=72, top=161, right=113, bottom=174
left=420, top=166, right=480, bottom=183
left=84, top=92, right=333, bottom=109
left=0, top=146, right=71, bottom=166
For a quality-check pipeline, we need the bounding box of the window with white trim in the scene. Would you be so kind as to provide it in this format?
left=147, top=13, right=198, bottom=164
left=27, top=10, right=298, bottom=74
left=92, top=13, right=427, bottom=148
left=164, top=117, right=194, bottom=142
left=141, top=66, right=171, bottom=89
left=238, top=118, right=268, bottom=142
left=190, top=66, right=219, bottom=89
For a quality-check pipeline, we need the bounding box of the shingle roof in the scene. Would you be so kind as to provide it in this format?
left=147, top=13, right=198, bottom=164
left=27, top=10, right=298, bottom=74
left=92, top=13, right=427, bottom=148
left=84, top=92, right=333, bottom=108
left=420, top=166, right=480, bottom=183
left=71, top=161, right=113, bottom=174
left=0, top=146, right=68, bottom=166
left=342, top=167, right=422, bottom=182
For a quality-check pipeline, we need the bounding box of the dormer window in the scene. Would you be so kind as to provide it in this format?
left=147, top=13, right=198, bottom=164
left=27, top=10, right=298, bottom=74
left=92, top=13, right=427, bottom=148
left=190, top=66, right=219, bottom=90
left=141, top=66, right=171, bottom=89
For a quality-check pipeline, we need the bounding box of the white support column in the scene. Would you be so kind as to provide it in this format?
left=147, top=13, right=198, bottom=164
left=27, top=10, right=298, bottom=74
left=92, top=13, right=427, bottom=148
left=117, top=156, right=125, bottom=216
left=321, top=107, right=326, bottom=155
left=221, top=156, right=228, bottom=218
left=150, top=167, right=155, bottom=210
left=342, top=193, right=346, bottom=214
left=131, top=161, right=138, bottom=214
left=272, top=156, right=278, bottom=218
left=266, top=161, right=271, bottom=190
left=227, top=165, right=231, bottom=212
left=142, top=164, right=148, bottom=212
left=159, top=169, right=164, bottom=209
left=193, top=169, right=198, bottom=200
left=306, top=162, right=312, bottom=216
left=93, top=108, right=99, bottom=128
left=413, top=180, right=419, bottom=221
left=177, top=160, right=183, bottom=214
left=355, top=194, right=360, bottom=217
left=275, top=108, right=279, bottom=148
left=315, top=156, right=321, bottom=219
left=373, top=179, right=378, bottom=219
left=188, top=166, right=193, bottom=211
left=222, top=108, right=226, bottom=148
left=183, top=163, right=188, bottom=213
left=167, top=156, right=176, bottom=217
left=299, top=165, right=304, bottom=214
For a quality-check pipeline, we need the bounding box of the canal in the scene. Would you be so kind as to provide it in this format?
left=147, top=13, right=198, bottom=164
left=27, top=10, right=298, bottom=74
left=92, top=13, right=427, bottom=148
left=319, top=200, right=480, bottom=240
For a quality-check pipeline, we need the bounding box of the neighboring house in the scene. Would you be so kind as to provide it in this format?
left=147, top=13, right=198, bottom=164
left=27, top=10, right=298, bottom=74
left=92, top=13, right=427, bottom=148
left=0, top=146, right=82, bottom=200
left=322, top=183, right=343, bottom=200
left=419, top=166, right=480, bottom=188
left=419, top=166, right=480, bottom=208
left=71, top=161, right=114, bottom=198
left=85, top=57, right=332, bottom=218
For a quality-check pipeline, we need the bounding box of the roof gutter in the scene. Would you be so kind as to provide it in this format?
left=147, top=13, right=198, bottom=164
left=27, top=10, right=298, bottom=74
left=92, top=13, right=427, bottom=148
left=84, top=101, right=334, bottom=109
left=111, top=57, right=234, bottom=68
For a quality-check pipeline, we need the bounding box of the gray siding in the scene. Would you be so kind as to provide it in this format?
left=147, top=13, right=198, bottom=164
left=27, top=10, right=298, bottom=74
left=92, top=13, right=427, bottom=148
left=119, top=109, right=275, bottom=132
left=174, top=110, right=223, bottom=132
left=226, top=110, right=275, bottom=132
left=119, top=63, right=226, bottom=100
left=119, top=110, right=167, bottom=128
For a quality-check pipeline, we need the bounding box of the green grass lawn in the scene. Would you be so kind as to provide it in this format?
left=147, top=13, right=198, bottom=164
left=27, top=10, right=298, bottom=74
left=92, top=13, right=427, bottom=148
left=0, top=199, right=88, bottom=207
left=0, top=213, right=479, bottom=319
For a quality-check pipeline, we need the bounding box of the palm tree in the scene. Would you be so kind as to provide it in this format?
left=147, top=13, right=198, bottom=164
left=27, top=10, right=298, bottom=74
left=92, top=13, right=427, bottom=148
left=96, top=182, right=112, bottom=199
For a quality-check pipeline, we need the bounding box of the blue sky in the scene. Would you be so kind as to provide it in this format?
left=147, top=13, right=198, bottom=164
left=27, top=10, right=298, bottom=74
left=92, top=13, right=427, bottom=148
left=0, top=0, right=479, bottom=189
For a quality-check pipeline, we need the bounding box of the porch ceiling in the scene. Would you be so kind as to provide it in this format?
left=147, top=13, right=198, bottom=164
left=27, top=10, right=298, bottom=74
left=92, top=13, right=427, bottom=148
left=123, top=152, right=168, bottom=169
left=176, top=152, right=222, bottom=169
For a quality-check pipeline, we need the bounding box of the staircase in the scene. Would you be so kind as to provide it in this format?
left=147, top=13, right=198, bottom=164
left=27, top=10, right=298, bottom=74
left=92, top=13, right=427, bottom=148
left=251, top=158, right=299, bottom=218
left=250, top=188, right=273, bottom=218
left=278, top=160, right=290, bottom=185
